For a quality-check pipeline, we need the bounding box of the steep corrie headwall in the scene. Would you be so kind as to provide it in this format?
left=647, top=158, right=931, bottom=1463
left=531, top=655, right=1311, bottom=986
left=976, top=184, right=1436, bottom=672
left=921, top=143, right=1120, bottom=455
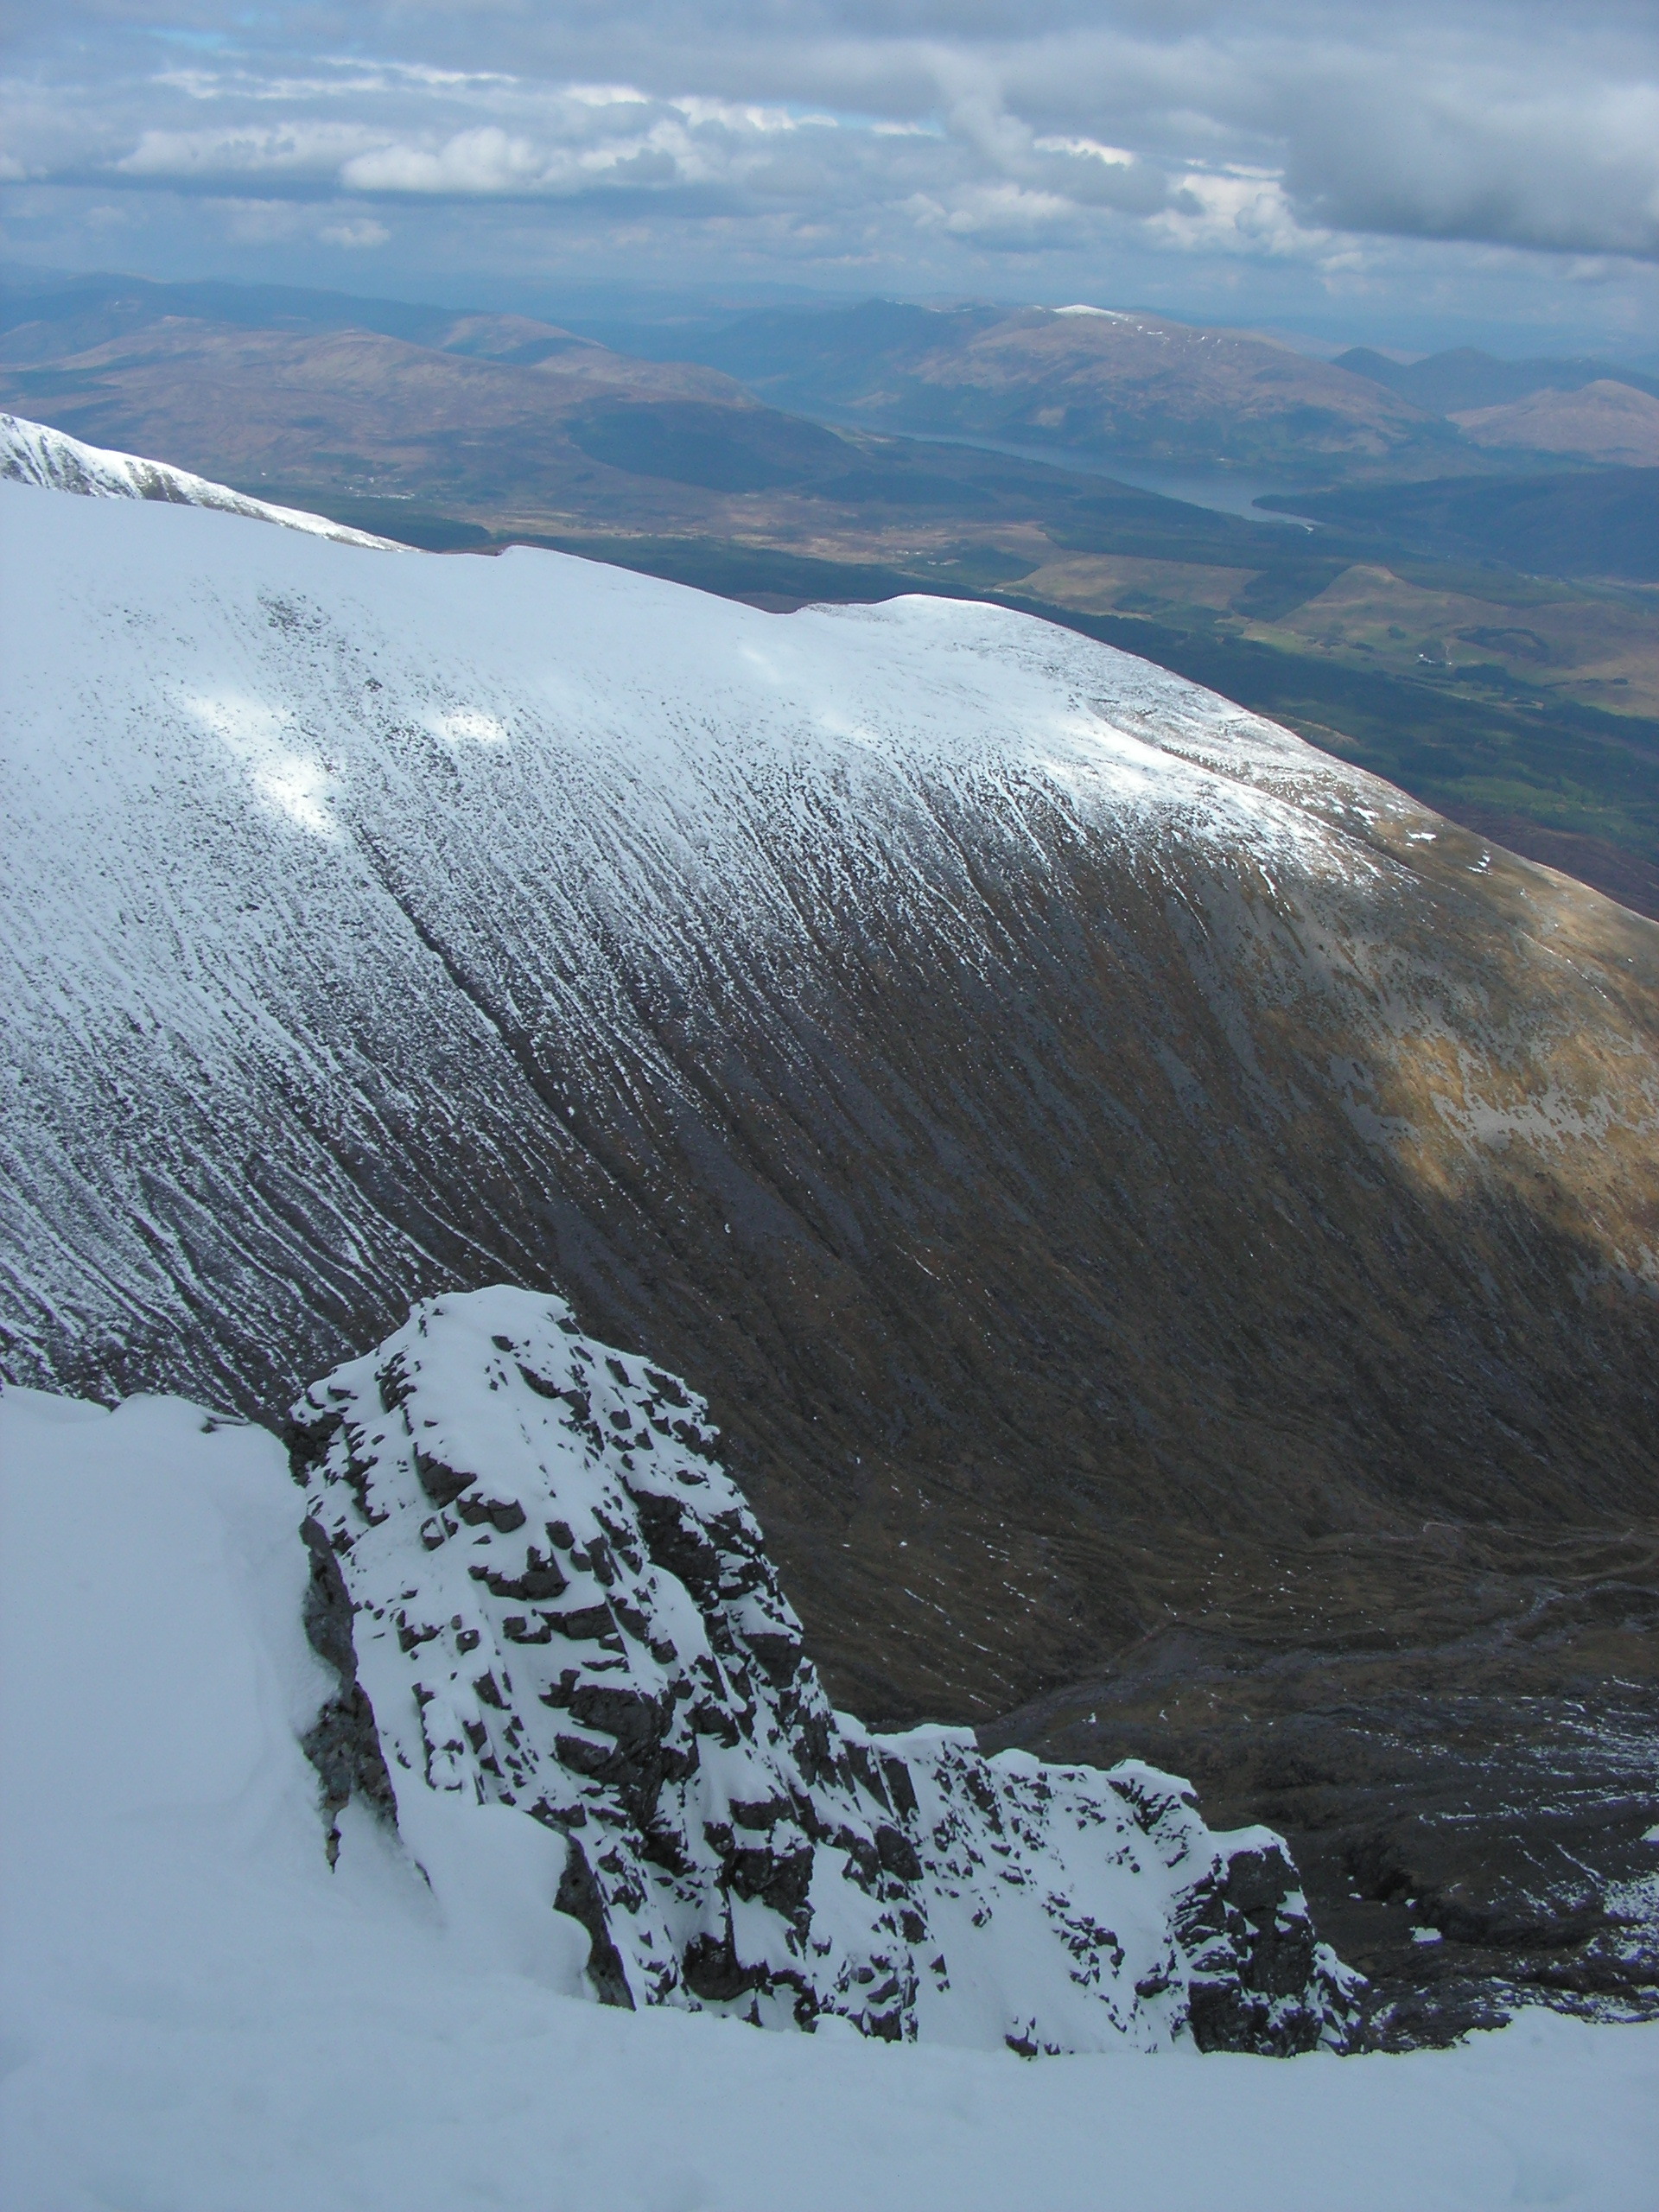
left=2, top=467, right=1656, bottom=1725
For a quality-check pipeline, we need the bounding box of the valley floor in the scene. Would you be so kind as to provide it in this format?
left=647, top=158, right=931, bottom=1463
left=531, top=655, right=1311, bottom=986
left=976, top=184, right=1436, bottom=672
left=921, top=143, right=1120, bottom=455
left=3, top=1384, right=1655, bottom=2212
left=983, top=1517, right=1659, bottom=2041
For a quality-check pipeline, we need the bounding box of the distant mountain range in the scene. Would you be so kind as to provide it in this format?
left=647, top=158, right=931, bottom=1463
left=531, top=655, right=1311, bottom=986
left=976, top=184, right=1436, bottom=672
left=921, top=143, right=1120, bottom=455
left=1334, top=345, right=1659, bottom=414
left=6, top=275, right=1278, bottom=559
left=676, top=302, right=1659, bottom=476
left=12, top=272, right=1655, bottom=479
left=678, top=300, right=1461, bottom=477
left=1334, top=348, right=1659, bottom=468
left=0, top=276, right=797, bottom=546
left=0, top=269, right=592, bottom=359
left=6, top=272, right=1651, bottom=543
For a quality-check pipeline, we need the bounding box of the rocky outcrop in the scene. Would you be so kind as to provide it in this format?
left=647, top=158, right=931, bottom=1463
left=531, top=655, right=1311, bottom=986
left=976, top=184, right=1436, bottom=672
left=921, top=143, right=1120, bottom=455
left=291, top=1287, right=1353, bottom=2053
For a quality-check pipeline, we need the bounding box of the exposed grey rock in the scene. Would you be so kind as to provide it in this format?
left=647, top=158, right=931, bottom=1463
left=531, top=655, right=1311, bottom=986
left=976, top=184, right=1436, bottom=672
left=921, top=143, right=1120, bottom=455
left=291, top=1287, right=1356, bottom=2052
left=296, top=1508, right=397, bottom=1860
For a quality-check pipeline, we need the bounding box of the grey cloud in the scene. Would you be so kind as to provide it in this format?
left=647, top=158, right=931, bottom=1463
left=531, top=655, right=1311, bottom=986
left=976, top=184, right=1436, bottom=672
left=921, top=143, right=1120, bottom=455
left=1274, top=62, right=1659, bottom=259
left=1, top=0, right=1656, bottom=296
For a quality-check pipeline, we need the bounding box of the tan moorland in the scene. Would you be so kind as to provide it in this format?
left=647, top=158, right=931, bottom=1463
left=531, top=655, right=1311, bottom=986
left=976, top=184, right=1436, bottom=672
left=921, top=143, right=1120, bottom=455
left=1452, top=379, right=1659, bottom=467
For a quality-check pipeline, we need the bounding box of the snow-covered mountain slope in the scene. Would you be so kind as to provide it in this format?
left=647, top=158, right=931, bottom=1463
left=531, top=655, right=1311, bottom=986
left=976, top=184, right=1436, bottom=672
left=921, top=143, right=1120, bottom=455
left=294, top=1286, right=1350, bottom=2052
left=3, top=1376, right=1656, bottom=2212
left=2, top=461, right=1656, bottom=1725
left=0, top=411, right=401, bottom=546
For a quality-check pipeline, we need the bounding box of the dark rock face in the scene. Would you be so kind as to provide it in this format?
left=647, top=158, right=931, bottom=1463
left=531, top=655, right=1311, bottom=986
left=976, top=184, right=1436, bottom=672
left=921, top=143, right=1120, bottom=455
left=1178, top=1847, right=1325, bottom=2054
left=296, top=1509, right=397, bottom=1862
left=291, top=1287, right=1354, bottom=2051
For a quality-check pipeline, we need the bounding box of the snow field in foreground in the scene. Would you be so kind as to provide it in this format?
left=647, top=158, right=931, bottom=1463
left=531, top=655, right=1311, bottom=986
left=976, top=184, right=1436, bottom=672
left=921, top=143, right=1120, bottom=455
left=1, top=1384, right=1656, bottom=2212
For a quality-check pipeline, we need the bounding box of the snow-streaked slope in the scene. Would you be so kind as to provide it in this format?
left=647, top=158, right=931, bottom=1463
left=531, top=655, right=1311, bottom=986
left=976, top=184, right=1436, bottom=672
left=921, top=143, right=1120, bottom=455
left=0, top=411, right=402, bottom=546
left=3, top=1378, right=1656, bottom=2212
left=294, top=1286, right=1350, bottom=2053
left=0, top=467, right=1412, bottom=1408
left=3, top=461, right=1657, bottom=1732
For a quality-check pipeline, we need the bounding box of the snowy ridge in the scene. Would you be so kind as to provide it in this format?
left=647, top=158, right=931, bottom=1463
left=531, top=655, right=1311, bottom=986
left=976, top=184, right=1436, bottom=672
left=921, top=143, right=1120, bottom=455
left=0, top=462, right=1468, bottom=1409
left=293, top=1287, right=1354, bottom=2053
left=0, top=412, right=402, bottom=549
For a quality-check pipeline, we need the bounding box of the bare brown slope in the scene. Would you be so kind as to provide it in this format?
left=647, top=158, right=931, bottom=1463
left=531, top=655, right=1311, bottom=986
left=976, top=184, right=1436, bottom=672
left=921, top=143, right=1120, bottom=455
left=0, top=317, right=778, bottom=528
left=587, top=811, right=1659, bottom=1726
left=1452, top=380, right=1659, bottom=467
left=694, top=302, right=1462, bottom=475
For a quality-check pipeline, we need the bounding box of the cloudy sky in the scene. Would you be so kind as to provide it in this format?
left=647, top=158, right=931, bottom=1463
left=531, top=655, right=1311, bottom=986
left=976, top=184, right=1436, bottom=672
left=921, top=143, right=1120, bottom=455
left=3, top=2, right=1657, bottom=353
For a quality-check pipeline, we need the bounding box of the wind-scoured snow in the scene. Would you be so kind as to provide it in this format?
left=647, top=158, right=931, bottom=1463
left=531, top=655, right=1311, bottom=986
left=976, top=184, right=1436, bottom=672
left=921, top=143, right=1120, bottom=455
left=3, top=1376, right=1655, bottom=2212
left=294, top=1286, right=1349, bottom=2053
left=0, top=455, right=1459, bottom=1408
left=0, top=411, right=402, bottom=547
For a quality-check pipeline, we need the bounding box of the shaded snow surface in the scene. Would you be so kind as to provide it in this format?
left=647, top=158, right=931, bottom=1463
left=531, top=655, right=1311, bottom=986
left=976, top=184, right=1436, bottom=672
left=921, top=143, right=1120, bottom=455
left=3, top=1370, right=1658, bottom=2212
